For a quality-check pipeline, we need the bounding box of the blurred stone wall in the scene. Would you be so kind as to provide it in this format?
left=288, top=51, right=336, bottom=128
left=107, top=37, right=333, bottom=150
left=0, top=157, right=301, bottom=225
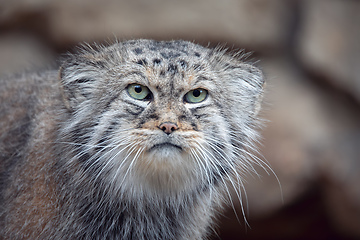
left=1, top=0, right=359, bottom=239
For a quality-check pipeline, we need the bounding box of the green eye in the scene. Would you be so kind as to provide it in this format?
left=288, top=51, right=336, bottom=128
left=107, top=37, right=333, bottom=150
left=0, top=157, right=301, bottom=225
left=184, top=88, right=208, bottom=103
left=127, top=84, right=152, bottom=100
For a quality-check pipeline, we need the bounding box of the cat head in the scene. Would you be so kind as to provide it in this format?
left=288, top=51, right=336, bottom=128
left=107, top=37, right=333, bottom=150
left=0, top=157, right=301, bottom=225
left=59, top=39, right=265, bottom=196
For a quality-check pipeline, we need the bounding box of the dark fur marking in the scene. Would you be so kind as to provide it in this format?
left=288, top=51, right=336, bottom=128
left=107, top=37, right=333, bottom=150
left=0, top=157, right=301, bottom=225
left=69, top=127, right=89, bottom=144
left=179, top=60, right=188, bottom=68
left=122, top=71, right=147, bottom=80
left=189, top=104, right=209, bottom=114
left=149, top=46, right=159, bottom=51
left=169, top=78, right=175, bottom=95
left=147, top=113, right=159, bottom=120
left=214, top=141, right=226, bottom=150
left=81, top=92, right=91, bottom=99
left=103, top=95, right=120, bottom=112
left=160, top=52, right=169, bottom=59
left=160, top=51, right=181, bottom=59
left=214, top=101, right=224, bottom=111
left=191, top=121, right=198, bottom=131
left=153, top=58, right=162, bottom=65
left=73, top=78, right=93, bottom=84
left=172, top=87, right=184, bottom=96
left=137, top=107, right=156, bottom=126
left=167, top=64, right=178, bottom=74
left=133, top=48, right=143, bottom=55
left=209, top=167, right=224, bottom=186
left=164, top=206, right=183, bottom=236
left=95, top=135, right=109, bottom=152
left=136, top=59, right=147, bottom=66
left=178, top=115, right=187, bottom=121
left=194, top=52, right=201, bottom=57
left=208, top=136, right=231, bottom=181
left=78, top=152, right=91, bottom=164
left=178, top=111, right=198, bottom=130
left=125, top=107, right=144, bottom=116
left=194, top=76, right=212, bottom=85
left=123, top=99, right=145, bottom=113
left=69, top=122, right=97, bottom=146
left=193, top=114, right=210, bottom=119
left=193, top=64, right=201, bottom=71
left=106, top=119, right=122, bottom=134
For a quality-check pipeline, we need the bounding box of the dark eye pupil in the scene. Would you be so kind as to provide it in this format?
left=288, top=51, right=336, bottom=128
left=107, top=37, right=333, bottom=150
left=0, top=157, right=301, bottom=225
left=193, top=89, right=201, bottom=97
left=134, top=85, right=142, bottom=93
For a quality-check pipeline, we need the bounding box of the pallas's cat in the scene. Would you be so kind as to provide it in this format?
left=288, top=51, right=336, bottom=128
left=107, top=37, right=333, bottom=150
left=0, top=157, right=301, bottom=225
left=0, top=39, right=265, bottom=239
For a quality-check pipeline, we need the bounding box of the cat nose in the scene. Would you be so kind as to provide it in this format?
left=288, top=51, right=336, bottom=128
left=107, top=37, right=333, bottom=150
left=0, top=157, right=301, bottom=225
left=159, top=122, right=178, bottom=134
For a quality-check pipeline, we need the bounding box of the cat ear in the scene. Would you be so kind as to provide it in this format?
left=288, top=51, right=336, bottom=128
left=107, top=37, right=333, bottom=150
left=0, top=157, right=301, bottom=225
left=246, top=64, right=266, bottom=117
left=59, top=57, right=95, bottom=112
left=231, top=63, right=266, bottom=117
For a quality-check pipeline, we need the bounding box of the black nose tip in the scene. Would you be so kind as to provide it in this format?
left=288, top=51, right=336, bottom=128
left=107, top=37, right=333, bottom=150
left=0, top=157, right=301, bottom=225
left=159, top=122, right=178, bottom=134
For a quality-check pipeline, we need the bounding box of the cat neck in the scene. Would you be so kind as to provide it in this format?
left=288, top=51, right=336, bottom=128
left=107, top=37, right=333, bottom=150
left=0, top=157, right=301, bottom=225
left=58, top=176, right=217, bottom=239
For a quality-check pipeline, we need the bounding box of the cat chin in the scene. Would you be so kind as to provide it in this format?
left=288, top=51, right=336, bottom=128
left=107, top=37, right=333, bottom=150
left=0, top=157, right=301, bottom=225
left=147, top=144, right=183, bottom=158
left=103, top=139, right=203, bottom=195
left=126, top=151, right=200, bottom=194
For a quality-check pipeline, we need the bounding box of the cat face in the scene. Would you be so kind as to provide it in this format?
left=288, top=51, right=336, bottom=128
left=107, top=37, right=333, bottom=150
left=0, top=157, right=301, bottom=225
left=59, top=40, right=264, bottom=196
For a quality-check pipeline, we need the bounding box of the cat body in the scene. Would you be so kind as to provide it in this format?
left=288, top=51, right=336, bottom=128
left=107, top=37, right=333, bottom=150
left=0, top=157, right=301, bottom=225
left=0, top=39, right=265, bottom=239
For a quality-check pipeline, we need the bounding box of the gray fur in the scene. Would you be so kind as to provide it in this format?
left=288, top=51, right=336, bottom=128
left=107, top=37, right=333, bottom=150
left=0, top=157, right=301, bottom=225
left=0, top=39, right=265, bottom=239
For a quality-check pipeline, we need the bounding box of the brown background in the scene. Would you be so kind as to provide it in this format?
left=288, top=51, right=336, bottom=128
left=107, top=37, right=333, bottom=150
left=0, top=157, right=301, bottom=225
left=1, top=0, right=360, bottom=239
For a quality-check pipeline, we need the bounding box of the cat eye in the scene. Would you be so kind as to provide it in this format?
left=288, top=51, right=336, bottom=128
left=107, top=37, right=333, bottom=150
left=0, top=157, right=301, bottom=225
left=127, top=84, right=152, bottom=100
left=184, top=88, right=208, bottom=103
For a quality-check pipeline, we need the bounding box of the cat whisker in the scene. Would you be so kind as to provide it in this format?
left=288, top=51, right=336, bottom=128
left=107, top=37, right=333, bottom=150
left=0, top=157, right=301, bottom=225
left=202, top=136, right=251, bottom=226
left=115, top=141, right=145, bottom=188
left=190, top=143, right=212, bottom=187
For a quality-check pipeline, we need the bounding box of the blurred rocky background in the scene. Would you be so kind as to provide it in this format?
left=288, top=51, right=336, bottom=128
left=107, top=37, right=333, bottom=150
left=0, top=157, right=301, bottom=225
left=1, top=0, right=359, bottom=239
